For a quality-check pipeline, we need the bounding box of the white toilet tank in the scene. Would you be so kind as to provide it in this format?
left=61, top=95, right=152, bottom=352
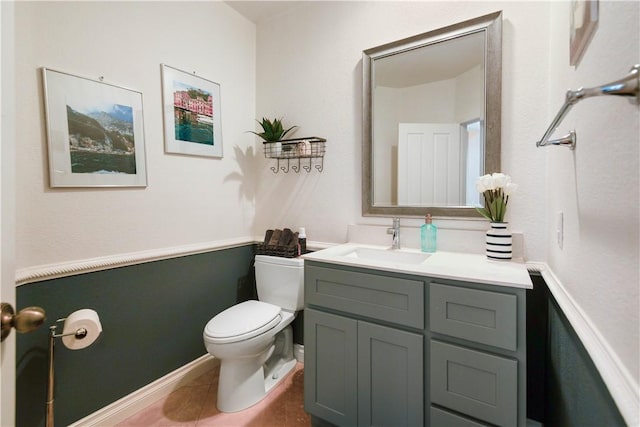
left=255, top=255, right=304, bottom=311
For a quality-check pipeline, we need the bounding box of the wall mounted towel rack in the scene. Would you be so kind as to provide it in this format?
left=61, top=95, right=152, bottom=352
left=536, top=64, right=639, bottom=150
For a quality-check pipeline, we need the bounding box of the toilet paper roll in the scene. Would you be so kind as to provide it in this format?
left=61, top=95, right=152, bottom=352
left=62, top=309, right=102, bottom=350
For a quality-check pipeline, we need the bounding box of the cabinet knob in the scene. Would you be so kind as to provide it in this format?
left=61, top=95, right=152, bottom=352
left=1, top=302, right=46, bottom=342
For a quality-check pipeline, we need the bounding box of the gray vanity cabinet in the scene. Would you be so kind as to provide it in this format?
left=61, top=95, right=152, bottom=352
left=303, top=261, right=527, bottom=427
left=304, top=263, right=424, bottom=427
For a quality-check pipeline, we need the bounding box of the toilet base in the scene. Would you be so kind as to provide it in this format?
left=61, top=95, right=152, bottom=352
left=216, top=326, right=296, bottom=413
left=263, top=326, right=296, bottom=394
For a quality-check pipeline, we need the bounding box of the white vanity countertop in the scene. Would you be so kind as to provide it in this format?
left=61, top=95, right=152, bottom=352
left=302, top=243, right=533, bottom=290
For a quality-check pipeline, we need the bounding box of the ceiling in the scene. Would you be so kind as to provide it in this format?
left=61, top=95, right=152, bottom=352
left=226, top=1, right=484, bottom=88
left=225, top=1, right=303, bottom=24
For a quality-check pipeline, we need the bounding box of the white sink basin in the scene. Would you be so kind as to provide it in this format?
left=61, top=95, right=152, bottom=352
left=343, top=247, right=431, bottom=265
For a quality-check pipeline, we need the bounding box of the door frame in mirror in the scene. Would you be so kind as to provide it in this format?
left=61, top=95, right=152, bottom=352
left=362, top=11, right=502, bottom=217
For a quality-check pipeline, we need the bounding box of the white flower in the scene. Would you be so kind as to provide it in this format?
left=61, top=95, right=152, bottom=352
left=476, top=174, right=495, bottom=192
left=475, top=172, right=518, bottom=223
left=491, top=172, right=509, bottom=189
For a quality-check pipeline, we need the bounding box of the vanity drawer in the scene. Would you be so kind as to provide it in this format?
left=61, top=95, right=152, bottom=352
left=430, top=406, right=489, bottom=427
left=305, top=264, right=424, bottom=329
left=430, top=283, right=517, bottom=350
left=430, top=340, right=517, bottom=427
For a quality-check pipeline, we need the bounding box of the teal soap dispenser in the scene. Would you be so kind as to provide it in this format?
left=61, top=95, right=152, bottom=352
left=421, top=214, right=437, bottom=253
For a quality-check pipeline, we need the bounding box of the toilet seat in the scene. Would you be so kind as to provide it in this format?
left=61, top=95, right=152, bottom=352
left=204, top=300, right=281, bottom=344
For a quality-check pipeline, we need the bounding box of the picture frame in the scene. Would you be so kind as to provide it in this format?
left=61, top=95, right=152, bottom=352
left=570, top=0, right=599, bottom=67
left=42, top=68, right=148, bottom=187
left=161, top=64, right=223, bottom=158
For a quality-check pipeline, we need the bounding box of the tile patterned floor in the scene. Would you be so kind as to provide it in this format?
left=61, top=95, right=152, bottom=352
left=116, top=358, right=310, bottom=427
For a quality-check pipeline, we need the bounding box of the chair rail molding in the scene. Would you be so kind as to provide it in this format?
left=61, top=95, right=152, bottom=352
left=16, top=237, right=256, bottom=286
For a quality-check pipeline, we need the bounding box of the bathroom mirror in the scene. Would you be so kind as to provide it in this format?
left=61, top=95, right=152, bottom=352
left=363, top=11, right=502, bottom=217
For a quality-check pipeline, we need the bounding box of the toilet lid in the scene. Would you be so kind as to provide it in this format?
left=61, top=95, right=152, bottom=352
left=203, top=300, right=281, bottom=344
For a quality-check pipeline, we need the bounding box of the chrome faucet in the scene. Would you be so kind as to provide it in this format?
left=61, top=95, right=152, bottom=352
left=387, top=217, right=401, bottom=249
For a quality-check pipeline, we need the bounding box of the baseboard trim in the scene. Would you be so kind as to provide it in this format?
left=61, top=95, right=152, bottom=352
left=536, top=263, right=639, bottom=426
left=68, top=355, right=215, bottom=427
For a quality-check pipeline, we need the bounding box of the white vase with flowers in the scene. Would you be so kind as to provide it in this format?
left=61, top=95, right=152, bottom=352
left=476, top=173, right=518, bottom=260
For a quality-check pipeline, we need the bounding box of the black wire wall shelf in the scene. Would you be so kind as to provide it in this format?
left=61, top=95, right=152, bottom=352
left=263, top=137, right=326, bottom=174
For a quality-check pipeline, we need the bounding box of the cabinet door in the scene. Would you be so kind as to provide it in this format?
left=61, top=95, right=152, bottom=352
left=304, top=308, right=358, bottom=426
left=358, top=321, right=423, bottom=427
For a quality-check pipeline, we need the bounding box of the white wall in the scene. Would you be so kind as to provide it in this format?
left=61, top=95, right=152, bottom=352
left=396, top=79, right=457, bottom=122
left=13, top=1, right=257, bottom=269
left=9, top=0, right=638, bottom=411
left=454, top=64, right=483, bottom=123
left=253, top=0, right=638, bottom=397
left=254, top=1, right=550, bottom=260
left=546, top=0, right=639, bottom=387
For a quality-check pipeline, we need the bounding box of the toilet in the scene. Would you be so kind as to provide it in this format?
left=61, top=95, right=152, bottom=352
left=203, top=255, right=304, bottom=412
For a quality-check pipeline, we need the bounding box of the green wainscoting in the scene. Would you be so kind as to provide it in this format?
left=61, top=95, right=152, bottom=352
left=545, top=292, right=626, bottom=426
left=527, top=273, right=626, bottom=427
left=16, top=245, right=255, bottom=427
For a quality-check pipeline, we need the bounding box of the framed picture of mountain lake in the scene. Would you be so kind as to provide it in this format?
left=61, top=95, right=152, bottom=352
left=42, top=68, right=148, bottom=187
left=161, top=64, right=223, bottom=158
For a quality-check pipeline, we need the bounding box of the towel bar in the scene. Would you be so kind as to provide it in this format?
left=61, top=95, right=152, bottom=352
left=536, top=64, right=639, bottom=150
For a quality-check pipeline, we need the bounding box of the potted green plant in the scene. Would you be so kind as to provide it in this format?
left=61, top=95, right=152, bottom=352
left=249, top=118, right=298, bottom=142
left=249, top=118, right=299, bottom=158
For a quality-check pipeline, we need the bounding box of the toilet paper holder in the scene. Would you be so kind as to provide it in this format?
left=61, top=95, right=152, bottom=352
left=49, top=317, right=88, bottom=340
left=47, top=311, right=102, bottom=427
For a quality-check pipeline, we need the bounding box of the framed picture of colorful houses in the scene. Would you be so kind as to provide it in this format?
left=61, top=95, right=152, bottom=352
left=161, top=64, right=223, bottom=158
